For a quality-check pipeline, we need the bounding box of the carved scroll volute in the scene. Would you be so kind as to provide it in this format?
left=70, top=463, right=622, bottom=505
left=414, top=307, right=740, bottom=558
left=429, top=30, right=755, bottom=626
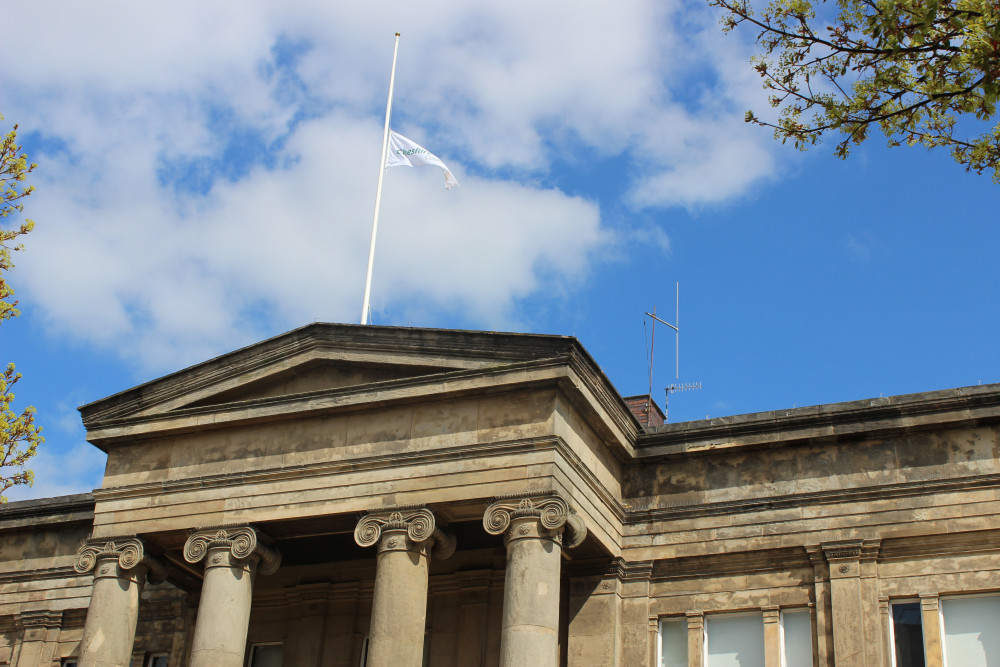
left=354, top=507, right=455, bottom=559
left=74, top=535, right=166, bottom=583
left=483, top=495, right=587, bottom=548
left=184, top=525, right=281, bottom=575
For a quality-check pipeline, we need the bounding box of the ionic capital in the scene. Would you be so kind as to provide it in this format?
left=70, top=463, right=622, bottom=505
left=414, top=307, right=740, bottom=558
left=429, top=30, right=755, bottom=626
left=74, top=535, right=166, bottom=584
left=183, top=525, right=281, bottom=575
left=354, top=507, right=456, bottom=559
left=483, top=494, right=587, bottom=548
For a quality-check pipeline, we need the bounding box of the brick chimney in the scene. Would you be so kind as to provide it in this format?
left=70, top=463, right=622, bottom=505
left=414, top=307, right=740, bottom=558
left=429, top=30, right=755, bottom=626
left=623, top=394, right=666, bottom=428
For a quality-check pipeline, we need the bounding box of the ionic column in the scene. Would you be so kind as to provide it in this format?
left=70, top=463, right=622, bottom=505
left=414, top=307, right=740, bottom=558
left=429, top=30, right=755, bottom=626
left=483, top=495, right=587, bottom=667
left=75, top=536, right=166, bottom=667
left=184, top=525, right=281, bottom=667
left=354, top=507, right=456, bottom=667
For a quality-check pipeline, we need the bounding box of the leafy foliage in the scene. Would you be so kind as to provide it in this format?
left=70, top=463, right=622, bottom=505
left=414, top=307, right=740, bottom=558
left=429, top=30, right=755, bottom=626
left=1, top=365, right=38, bottom=501
left=1, top=115, right=41, bottom=502
left=711, top=0, right=1000, bottom=180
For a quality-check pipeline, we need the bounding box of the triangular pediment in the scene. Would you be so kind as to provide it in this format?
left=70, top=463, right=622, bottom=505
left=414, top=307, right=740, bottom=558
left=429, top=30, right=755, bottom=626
left=79, top=323, right=586, bottom=428
left=182, top=359, right=449, bottom=409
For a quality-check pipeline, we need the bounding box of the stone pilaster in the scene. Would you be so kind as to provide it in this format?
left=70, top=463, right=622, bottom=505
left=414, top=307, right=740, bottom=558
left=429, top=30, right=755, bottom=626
left=805, top=545, right=833, bottom=667
left=685, top=612, right=704, bottom=667
left=75, top=536, right=165, bottom=667
left=820, top=539, right=881, bottom=667
left=919, top=593, right=944, bottom=667
left=567, top=562, right=622, bottom=667
left=355, top=507, right=455, bottom=667
left=184, top=525, right=280, bottom=667
left=483, top=495, right=587, bottom=667
left=14, top=611, right=62, bottom=667
left=878, top=595, right=892, bottom=667
left=762, top=606, right=781, bottom=667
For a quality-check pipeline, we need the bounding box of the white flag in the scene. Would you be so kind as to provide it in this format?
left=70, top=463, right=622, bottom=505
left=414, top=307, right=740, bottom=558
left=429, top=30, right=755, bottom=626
left=386, top=131, right=460, bottom=190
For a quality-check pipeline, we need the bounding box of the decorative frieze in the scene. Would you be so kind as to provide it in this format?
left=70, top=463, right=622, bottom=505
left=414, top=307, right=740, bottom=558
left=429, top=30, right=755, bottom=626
left=354, top=507, right=456, bottom=559
left=821, top=540, right=864, bottom=561
left=483, top=494, right=587, bottom=548
left=183, top=525, right=281, bottom=575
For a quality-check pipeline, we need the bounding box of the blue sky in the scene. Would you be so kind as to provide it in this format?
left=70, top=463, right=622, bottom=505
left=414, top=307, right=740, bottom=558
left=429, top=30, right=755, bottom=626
left=1, top=1, right=997, bottom=501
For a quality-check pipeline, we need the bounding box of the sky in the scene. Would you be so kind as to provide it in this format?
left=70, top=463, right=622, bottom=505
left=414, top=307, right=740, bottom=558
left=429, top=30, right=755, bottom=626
left=1, top=1, right=997, bottom=501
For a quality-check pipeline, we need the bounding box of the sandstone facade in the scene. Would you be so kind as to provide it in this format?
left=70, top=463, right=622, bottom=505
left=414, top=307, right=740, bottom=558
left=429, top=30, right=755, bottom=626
left=1, top=324, right=997, bottom=666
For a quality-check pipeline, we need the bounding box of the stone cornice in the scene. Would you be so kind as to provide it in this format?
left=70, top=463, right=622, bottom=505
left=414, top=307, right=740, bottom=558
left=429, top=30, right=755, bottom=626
left=84, top=355, right=637, bottom=460
left=636, top=382, right=1000, bottom=459
left=79, top=324, right=590, bottom=426
left=879, top=529, right=1000, bottom=560
left=649, top=548, right=811, bottom=581
left=85, top=356, right=561, bottom=436
left=0, top=566, right=87, bottom=585
left=0, top=493, right=94, bottom=532
left=624, top=471, right=1000, bottom=524
left=16, top=609, right=62, bottom=629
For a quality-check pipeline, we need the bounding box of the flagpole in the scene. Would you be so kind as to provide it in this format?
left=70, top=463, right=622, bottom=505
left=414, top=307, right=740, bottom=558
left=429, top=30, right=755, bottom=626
left=360, top=32, right=400, bottom=325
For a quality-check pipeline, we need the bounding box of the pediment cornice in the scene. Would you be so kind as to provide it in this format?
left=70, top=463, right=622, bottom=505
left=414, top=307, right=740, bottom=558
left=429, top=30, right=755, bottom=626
left=80, top=324, right=642, bottom=456
left=80, top=324, right=585, bottom=424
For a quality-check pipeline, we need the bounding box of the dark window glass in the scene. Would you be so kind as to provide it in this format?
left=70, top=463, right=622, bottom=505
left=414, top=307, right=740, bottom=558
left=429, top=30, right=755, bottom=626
left=893, top=602, right=926, bottom=667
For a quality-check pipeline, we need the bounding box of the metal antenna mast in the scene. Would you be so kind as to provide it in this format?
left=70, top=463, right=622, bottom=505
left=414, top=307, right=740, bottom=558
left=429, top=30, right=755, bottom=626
left=645, top=282, right=701, bottom=422
left=645, top=282, right=680, bottom=393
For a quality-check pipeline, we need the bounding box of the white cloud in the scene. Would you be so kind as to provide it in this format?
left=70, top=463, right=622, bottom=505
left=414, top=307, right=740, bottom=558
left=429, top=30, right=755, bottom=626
left=2, top=0, right=784, bottom=373
left=4, top=443, right=107, bottom=502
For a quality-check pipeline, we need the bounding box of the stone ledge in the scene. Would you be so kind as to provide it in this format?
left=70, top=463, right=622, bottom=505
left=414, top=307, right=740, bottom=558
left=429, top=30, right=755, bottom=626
left=0, top=493, right=95, bottom=532
left=637, top=382, right=1000, bottom=457
left=624, top=471, right=1000, bottom=524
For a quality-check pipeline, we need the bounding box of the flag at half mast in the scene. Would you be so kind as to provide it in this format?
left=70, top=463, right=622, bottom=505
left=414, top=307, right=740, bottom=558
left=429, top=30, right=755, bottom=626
left=386, top=131, right=460, bottom=189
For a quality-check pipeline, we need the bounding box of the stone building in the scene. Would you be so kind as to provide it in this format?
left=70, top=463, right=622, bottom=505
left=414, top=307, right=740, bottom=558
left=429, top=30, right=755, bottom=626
left=1, top=323, right=998, bottom=667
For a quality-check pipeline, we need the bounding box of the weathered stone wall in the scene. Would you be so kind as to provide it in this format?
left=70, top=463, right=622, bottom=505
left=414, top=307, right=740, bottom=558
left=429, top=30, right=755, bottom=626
left=0, top=497, right=94, bottom=665
left=614, top=421, right=1000, bottom=667
left=2, top=325, right=998, bottom=667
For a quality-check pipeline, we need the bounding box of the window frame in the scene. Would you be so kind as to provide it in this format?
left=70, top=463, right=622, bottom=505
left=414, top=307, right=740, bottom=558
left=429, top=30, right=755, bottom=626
left=889, top=598, right=925, bottom=667
left=657, top=615, right=689, bottom=667
left=938, top=592, right=1000, bottom=667
left=778, top=607, right=813, bottom=667
left=703, top=610, right=767, bottom=667
left=247, top=642, right=284, bottom=667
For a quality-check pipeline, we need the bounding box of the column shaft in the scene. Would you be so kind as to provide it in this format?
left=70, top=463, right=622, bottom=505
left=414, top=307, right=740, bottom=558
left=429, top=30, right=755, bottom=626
left=79, top=559, right=144, bottom=667
left=189, top=548, right=256, bottom=667
left=366, top=532, right=430, bottom=667
left=354, top=507, right=455, bottom=667
left=184, top=526, right=280, bottom=667
left=483, top=495, right=586, bottom=667
left=75, top=537, right=159, bottom=667
left=499, top=516, right=562, bottom=667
